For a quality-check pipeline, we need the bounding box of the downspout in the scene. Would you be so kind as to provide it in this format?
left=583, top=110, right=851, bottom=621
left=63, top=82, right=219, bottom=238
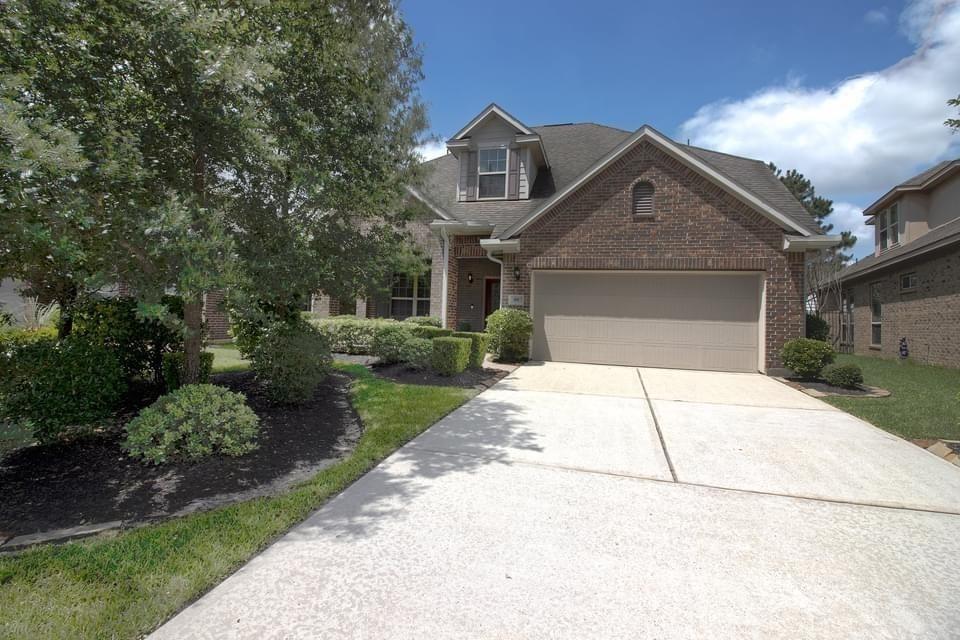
left=484, top=248, right=505, bottom=308
left=440, top=227, right=450, bottom=328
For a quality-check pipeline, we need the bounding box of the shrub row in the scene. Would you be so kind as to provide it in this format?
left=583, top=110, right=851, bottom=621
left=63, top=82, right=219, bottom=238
left=431, top=337, right=472, bottom=375
left=780, top=337, right=863, bottom=389
left=309, top=316, right=418, bottom=355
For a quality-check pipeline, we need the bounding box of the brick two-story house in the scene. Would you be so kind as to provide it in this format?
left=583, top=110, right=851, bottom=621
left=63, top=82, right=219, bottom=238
left=833, top=159, right=960, bottom=368
left=314, top=104, right=839, bottom=373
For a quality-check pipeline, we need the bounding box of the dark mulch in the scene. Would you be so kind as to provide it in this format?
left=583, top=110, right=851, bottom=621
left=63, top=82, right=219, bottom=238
left=785, top=378, right=877, bottom=397
left=0, top=371, right=361, bottom=537
left=371, top=363, right=508, bottom=390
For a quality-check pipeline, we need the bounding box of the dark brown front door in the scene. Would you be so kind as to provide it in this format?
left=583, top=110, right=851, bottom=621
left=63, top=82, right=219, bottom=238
left=484, top=278, right=501, bottom=326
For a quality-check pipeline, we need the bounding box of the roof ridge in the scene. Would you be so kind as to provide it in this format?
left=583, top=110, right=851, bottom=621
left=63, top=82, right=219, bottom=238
left=532, top=122, right=632, bottom=134
left=680, top=142, right=768, bottom=165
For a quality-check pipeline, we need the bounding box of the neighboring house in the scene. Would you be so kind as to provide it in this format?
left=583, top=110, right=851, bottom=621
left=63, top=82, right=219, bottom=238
left=830, top=159, right=960, bottom=368
left=313, top=103, right=839, bottom=373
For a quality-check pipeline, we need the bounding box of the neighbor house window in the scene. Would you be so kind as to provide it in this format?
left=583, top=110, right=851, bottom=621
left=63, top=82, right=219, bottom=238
left=870, top=282, right=882, bottom=346
left=390, top=271, right=431, bottom=319
left=900, top=272, right=917, bottom=292
left=477, top=148, right=507, bottom=199
left=632, top=181, right=655, bottom=216
left=878, top=203, right=900, bottom=251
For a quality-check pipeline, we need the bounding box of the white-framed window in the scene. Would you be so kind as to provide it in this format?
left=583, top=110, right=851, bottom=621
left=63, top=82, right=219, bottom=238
left=878, top=202, right=900, bottom=251
left=632, top=181, right=655, bottom=216
left=477, top=147, right=507, bottom=199
left=870, top=282, right=882, bottom=347
left=899, top=272, right=918, bottom=292
left=390, top=271, right=431, bottom=319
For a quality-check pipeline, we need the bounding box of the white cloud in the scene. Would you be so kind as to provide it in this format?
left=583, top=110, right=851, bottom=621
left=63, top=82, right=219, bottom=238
left=829, top=202, right=874, bottom=257
left=416, top=139, right=448, bottom=161
left=680, top=0, right=960, bottom=201
left=865, top=8, right=889, bottom=24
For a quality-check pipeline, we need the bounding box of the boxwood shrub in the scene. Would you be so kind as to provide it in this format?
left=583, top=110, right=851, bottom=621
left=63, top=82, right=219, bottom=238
left=310, top=317, right=416, bottom=355
left=780, top=338, right=835, bottom=379
left=822, top=363, right=864, bottom=389
left=431, top=336, right=471, bottom=376
left=399, top=336, right=433, bottom=370
left=405, top=316, right=441, bottom=327
left=0, top=336, right=127, bottom=442
left=124, top=384, right=259, bottom=464
left=451, top=331, right=490, bottom=369
left=411, top=325, right=453, bottom=340
left=162, top=351, right=215, bottom=392
left=372, top=323, right=415, bottom=364
left=251, top=320, right=332, bottom=404
left=485, top=308, right=533, bottom=362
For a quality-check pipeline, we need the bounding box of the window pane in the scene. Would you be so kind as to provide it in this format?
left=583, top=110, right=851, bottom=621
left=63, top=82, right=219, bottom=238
left=478, top=174, right=506, bottom=198
left=390, top=299, right=412, bottom=320
left=416, top=299, right=430, bottom=317
left=880, top=227, right=888, bottom=250
left=890, top=219, right=899, bottom=245
left=417, top=272, right=431, bottom=298
left=391, top=273, right=412, bottom=298
left=871, top=324, right=882, bottom=345
left=478, top=148, right=506, bottom=173
left=871, top=284, right=882, bottom=321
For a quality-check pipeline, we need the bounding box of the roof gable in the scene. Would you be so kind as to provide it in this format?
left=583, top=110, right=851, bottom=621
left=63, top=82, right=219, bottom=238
left=449, top=103, right=534, bottom=141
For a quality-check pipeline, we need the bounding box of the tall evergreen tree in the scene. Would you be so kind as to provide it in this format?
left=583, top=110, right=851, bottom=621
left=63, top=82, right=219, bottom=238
left=947, top=94, right=960, bottom=131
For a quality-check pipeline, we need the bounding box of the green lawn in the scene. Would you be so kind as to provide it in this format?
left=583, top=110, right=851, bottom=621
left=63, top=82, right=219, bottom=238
left=824, top=354, right=960, bottom=440
left=0, top=365, right=473, bottom=639
left=206, top=344, right=250, bottom=373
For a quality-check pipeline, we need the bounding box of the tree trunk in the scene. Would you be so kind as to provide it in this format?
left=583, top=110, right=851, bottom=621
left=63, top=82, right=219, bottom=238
left=182, top=298, right=204, bottom=385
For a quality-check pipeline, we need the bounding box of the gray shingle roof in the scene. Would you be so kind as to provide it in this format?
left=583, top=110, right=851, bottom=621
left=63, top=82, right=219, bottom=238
left=416, top=122, right=822, bottom=237
left=841, top=216, right=960, bottom=281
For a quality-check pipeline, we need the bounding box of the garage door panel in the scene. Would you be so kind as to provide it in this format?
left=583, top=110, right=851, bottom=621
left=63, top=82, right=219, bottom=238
left=532, top=272, right=761, bottom=372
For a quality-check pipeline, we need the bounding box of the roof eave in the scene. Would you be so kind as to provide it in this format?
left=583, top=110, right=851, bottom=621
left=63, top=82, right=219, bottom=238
left=841, top=232, right=960, bottom=282
left=783, top=235, right=843, bottom=252
left=863, top=161, right=960, bottom=216
left=406, top=185, right=453, bottom=221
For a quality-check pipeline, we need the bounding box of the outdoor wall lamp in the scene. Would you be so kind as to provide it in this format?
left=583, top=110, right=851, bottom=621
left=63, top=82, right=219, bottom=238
left=513, top=266, right=521, bottom=281
left=467, top=272, right=474, bottom=284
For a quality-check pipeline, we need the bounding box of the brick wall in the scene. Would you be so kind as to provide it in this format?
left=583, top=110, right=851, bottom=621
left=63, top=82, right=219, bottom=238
left=202, top=289, right=231, bottom=342
left=847, top=247, right=960, bottom=367
left=491, top=140, right=804, bottom=370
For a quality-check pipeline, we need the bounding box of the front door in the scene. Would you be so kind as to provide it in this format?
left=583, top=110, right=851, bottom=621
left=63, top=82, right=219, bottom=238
left=484, top=278, right=501, bottom=327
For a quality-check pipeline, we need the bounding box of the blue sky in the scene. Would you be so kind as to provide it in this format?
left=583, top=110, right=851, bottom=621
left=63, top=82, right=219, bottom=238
left=403, top=0, right=960, bottom=259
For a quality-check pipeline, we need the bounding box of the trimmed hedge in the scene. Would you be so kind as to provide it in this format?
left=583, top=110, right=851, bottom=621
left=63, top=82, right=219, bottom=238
left=486, top=308, right=533, bottom=362
left=399, top=337, right=433, bottom=370
left=310, top=317, right=417, bottom=355
left=405, top=316, right=441, bottom=327
left=411, top=325, right=453, bottom=340
left=124, top=384, right=259, bottom=464
left=251, top=320, right=332, bottom=404
left=822, top=363, right=864, bottom=389
left=0, top=336, right=127, bottom=442
left=451, top=331, right=490, bottom=369
left=0, top=326, right=58, bottom=354
left=162, top=351, right=215, bottom=392
left=780, top=338, right=835, bottom=378
left=431, top=337, right=471, bottom=376
left=372, top=323, right=415, bottom=364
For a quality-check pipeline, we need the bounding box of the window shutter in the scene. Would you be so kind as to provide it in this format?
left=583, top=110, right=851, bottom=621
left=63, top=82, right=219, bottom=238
left=507, top=148, right=520, bottom=200
left=632, top=182, right=654, bottom=216
left=466, top=151, right=478, bottom=201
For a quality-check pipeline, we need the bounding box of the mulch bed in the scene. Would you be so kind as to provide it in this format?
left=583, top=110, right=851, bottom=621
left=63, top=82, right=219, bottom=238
left=783, top=378, right=888, bottom=397
left=0, top=371, right=361, bottom=539
left=371, top=363, right=509, bottom=390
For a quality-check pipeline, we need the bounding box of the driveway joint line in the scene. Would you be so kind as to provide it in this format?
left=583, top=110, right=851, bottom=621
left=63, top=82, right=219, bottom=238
left=403, top=443, right=960, bottom=518
left=636, top=369, right=678, bottom=482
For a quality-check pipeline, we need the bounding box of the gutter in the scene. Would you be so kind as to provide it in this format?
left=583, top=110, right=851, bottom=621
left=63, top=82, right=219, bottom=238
left=479, top=239, right=520, bottom=308
left=782, top=235, right=843, bottom=251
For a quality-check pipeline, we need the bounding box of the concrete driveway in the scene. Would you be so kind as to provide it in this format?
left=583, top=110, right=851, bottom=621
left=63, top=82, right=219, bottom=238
left=153, top=362, right=960, bottom=639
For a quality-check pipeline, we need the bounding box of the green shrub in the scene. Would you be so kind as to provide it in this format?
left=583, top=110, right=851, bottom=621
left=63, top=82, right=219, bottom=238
left=822, top=363, right=864, bottom=389
left=124, top=384, right=259, bottom=464
left=486, top=308, right=533, bottom=362
left=251, top=320, right=332, bottom=404
left=411, top=325, right=452, bottom=339
left=310, top=317, right=416, bottom=355
left=456, top=320, right=473, bottom=332
left=451, top=331, right=490, bottom=369
left=780, top=338, right=835, bottom=378
left=372, top=323, right=415, bottom=364
left=805, top=313, right=830, bottom=342
left=0, top=326, right=58, bottom=355
left=399, top=337, right=433, bottom=370
left=0, top=336, right=127, bottom=442
left=405, top=316, right=441, bottom=327
left=162, top=351, right=215, bottom=392
left=73, top=296, right=183, bottom=383
left=431, top=336, right=471, bottom=376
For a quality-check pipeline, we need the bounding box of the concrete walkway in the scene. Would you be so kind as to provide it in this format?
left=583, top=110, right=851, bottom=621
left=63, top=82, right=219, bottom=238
left=153, top=362, right=960, bottom=639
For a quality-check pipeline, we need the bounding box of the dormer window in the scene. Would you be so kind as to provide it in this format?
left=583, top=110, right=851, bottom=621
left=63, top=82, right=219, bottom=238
left=478, top=148, right=507, bottom=199
left=878, top=202, right=900, bottom=251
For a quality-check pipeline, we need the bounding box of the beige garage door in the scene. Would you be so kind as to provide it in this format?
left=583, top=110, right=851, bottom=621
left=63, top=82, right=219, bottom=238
left=532, top=272, right=762, bottom=372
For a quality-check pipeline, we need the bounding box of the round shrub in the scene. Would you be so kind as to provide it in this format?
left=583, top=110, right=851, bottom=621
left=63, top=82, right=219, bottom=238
left=822, top=363, right=864, bottom=389
left=780, top=338, right=835, bottom=378
left=805, top=313, right=830, bottom=342
left=405, top=316, right=441, bottom=327
left=451, top=331, right=490, bottom=369
left=0, top=336, right=127, bottom=442
left=486, top=308, right=533, bottom=362
left=431, top=336, right=471, bottom=376
left=162, top=351, right=215, bottom=392
left=251, top=320, right=332, bottom=404
left=124, top=384, right=259, bottom=464
left=399, top=337, right=433, bottom=370
left=372, top=323, right=414, bottom=364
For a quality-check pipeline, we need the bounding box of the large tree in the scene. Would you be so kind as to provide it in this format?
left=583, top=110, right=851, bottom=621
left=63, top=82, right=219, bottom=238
left=0, top=0, right=426, bottom=381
